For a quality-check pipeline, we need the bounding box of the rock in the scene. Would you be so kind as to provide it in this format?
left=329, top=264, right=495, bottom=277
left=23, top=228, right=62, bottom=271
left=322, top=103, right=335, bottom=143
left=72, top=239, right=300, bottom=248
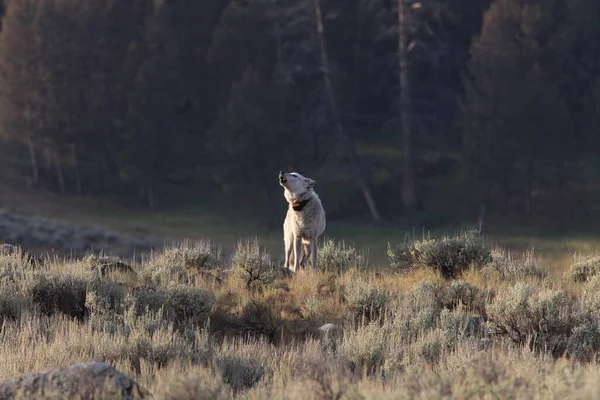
left=0, top=362, right=147, bottom=399
left=318, top=323, right=338, bottom=334
left=0, top=243, right=46, bottom=267
left=91, top=260, right=137, bottom=280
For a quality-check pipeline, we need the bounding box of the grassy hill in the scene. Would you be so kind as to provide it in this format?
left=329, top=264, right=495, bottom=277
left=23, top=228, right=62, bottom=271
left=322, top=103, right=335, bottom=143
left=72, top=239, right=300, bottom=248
left=2, top=233, right=600, bottom=398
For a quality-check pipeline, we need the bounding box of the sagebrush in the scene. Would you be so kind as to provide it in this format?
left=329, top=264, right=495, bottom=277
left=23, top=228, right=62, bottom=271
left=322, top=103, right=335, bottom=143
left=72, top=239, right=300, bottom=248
left=0, top=235, right=599, bottom=399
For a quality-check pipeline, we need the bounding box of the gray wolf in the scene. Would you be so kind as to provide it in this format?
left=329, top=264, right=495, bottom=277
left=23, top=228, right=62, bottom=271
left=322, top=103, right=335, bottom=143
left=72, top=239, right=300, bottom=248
left=279, top=170, right=326, bottom=272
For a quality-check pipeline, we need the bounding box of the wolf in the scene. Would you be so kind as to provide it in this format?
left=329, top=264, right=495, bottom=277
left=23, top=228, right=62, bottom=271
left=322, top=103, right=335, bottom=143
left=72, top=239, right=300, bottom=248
left=279, top=170, right=326, bottom=273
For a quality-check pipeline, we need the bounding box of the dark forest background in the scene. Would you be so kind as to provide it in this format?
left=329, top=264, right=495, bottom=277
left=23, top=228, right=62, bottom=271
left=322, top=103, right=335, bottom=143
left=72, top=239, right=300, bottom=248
left=0, top=0, right=599, bottom=230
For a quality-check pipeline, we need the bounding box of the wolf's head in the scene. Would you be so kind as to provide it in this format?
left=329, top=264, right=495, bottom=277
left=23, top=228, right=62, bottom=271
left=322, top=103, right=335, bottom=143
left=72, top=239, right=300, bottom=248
left=279, top=170, right=316, bottom=200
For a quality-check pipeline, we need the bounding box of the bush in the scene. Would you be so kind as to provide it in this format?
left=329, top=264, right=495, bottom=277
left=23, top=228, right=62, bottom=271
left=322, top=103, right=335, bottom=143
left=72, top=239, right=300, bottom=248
left=232, top=240, right=279, bottom=291
left=387, top=230, right=491, bottom=279
left=239, top=299, right=283, bottom=342
left=566, top=320, right=600, bottom=363
left=482, top=249, right=548, bottom=281
left=338, top=321, right=391, bottom=375
left=152, top=366, right=230, bottom=400
left=163, top=285, right=214, bottom=324
left=216, top=354, right=268, bottom=393
left=439, top=308, right=484, bottom=348
left=445, top=280, right=480, bottom=309
left=407, top=280, right=443, bottom=312
left=565, top=256, right=600, bottom=283
left=144, top=240, right=224, bottom=285
left=317, top=239, right=365, bottom=274
left=486, top=283, right=580, bottom=357
left=0, top=289, right=30, bottom=323
left=126, top=285, right=213, bottom=327
left=86, top=278, right=126, bottom=316
left=344, top=279, right=392, bottom=322
left=30, top=275, right=88, bottom=320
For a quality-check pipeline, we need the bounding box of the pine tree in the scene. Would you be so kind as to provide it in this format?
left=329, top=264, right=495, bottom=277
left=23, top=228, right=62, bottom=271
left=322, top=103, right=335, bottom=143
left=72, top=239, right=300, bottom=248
left=460, top=0, right=574, bottom=217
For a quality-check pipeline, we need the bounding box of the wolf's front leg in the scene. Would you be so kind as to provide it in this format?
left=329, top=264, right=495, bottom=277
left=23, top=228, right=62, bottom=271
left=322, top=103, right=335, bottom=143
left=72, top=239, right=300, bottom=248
left=310, top=239, right=318, bottom=272
left=293, top=237, right=303, bottom=272
left=284, top=240, right=293, bottom=271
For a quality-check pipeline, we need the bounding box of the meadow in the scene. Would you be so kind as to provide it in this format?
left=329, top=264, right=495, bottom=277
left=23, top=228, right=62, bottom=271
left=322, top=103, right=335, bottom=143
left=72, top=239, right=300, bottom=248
left=2, top=228, right=600, bottom=399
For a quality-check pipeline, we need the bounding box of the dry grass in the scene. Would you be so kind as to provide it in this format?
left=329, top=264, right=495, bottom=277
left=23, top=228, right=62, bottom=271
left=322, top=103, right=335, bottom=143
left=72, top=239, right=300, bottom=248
left=2, top=233, right=600, bottom=398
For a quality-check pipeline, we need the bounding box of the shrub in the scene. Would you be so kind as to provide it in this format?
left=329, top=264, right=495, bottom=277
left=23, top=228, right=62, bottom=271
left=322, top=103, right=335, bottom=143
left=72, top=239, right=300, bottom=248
left=0, top=289, right=30, bottom=323
left=338, top=321, right=391, bottom=375
left=152, top=366, right=230, bottom=400
left=439, top=308, right=484, bottom=348
left=127, top=286, right=166, bottom=316
left=417, top=333, right=443, bottom=365
left=126, top=285, right=213, bottom=327
left=216, top=354, right=267, bottom=393
left=239, top=299, right=283, bottom=342
left=407, top=280, right=443, bottom=312
left=317, top=239, right=365, bottom=274
left=232, top=240, right=279, bottom=291
left=387, top=230, right=491, bottom=278
left=565, top=256, right=600, bottom=283
left=143, top=240, right=223, bottom=285
left=566, top=320, right=600, bottom=363
left=85, top=278, right=126, bottom=316
left=163, top=285, right=214, bottom=324
left=393, top=308, right=439, bottom=341
left=30, top=275, right=88, bottom=320
left=344, top=279, right=391, bottom=322
left=486, top=283, right=578, bottom=357
left=446, top=280, right=480, bottom=309
left=482, top=249, right=548, bottom=281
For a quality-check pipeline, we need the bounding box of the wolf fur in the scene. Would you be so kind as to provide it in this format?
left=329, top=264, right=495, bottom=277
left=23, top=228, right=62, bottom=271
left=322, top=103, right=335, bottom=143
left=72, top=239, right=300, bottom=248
left=279, top=170, right=326, bottom=272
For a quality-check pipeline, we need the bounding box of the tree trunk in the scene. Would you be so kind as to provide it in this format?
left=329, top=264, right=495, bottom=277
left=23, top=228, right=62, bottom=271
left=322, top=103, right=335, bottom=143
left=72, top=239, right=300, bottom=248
left=146, top=183, right=159, bottom=210
left=525, top=163, right=533, bottom=217
left=397, top=0, right=417, bottom=211
left=312, top=0, right=381, bottom=221
left=27, top=139, right=39, bottom=187
left=71, top=144, right=82, bottom=195
left=54, top=151, right=66, bottom=193
left=477, top=202, right=486, bottom=235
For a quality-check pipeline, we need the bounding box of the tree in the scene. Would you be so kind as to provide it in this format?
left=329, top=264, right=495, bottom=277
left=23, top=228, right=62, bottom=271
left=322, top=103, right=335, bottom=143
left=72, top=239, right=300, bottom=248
left=207, top=66, right=296, bottom=223
left=119, top=1, right=193, bottom=209
left=459, top=0, right=574, bottom=217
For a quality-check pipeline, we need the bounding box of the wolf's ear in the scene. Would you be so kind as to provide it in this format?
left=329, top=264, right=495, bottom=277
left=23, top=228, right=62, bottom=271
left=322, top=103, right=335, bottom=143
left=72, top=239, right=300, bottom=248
left=305, top=178, right=316, bottom=188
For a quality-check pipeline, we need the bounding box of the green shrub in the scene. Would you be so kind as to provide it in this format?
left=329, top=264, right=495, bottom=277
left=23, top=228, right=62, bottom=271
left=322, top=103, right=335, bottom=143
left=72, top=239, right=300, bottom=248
left=338, top=321, right=391, bottom=375
left=439, top=308, right=484, bottom=348
left=163, top=285, right=214, bottom=324
left=486, top=283, right=581, bottom=357
left=317, top=239, right=365, bottom=274
left=407, top=280, right=443, bottom=312
left=126, top=284, right=213, bottom=326
left=239, top=299, right=283, bottom=342
left=565, top=256, right=600, bottom=283
left=85, top=279, right=125, bottom=317
left=30, top=275, right=88, bottom=320
left=482, top=249, right=548, bottom=281
left=232, top=240, right=279, bottom=291
left=387, top=230, right=491, bottom=279
left=216, top=354, right=268, bottom=393
left=445, top=280, right=480, bottom=309
left=0, top=289, right=31, bottom=323
left=152, top=367, right=230, bottom=400
left=144, top=240, right=224, bottom=285
left=344, top=279, right=392, bottom=322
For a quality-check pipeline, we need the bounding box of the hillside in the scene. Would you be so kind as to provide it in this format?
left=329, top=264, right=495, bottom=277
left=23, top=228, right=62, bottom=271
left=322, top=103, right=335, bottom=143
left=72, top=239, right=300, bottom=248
left=1, top=234, right=600, bottom=398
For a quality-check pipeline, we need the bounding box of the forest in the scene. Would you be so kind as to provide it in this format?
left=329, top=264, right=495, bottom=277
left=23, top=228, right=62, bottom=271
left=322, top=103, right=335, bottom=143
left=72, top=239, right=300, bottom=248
left=0, top=0, right=598, bottom=227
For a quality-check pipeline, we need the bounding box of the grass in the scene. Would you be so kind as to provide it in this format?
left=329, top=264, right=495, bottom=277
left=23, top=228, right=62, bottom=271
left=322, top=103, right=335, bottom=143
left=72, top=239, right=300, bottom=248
left=2, top=235, right=600, bottom=398
left=1, top=181, right=599, bottom=272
